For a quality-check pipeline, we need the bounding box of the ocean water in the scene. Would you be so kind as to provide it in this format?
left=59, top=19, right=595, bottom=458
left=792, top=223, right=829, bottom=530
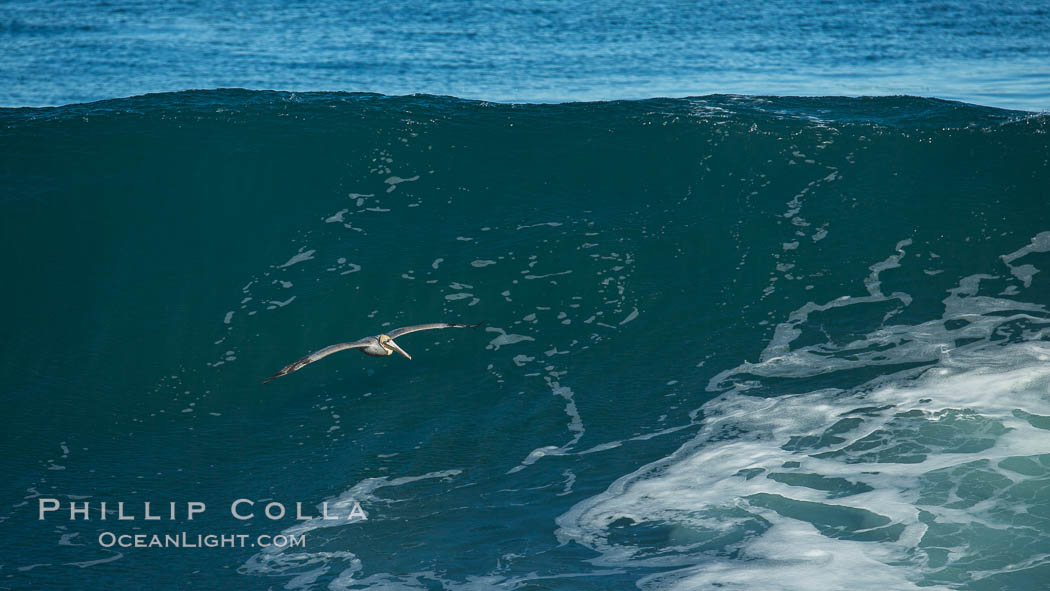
left=2, top=0, right=1050, bottom=110
left=4, top=0, right=1050, bottom=588
left=1, top=91, right=1049, bottom=590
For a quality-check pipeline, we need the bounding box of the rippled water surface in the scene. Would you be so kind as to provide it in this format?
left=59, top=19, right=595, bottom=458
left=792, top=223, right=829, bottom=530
left=1, top=0, right=1049, bottom=109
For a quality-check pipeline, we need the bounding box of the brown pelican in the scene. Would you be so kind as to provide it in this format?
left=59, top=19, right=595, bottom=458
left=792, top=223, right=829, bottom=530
left=263, top=322, right=483, bottom=383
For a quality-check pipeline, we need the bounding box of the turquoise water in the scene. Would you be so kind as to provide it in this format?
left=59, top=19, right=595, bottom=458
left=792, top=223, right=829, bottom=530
left=2, top=92, right=1050, bottom=589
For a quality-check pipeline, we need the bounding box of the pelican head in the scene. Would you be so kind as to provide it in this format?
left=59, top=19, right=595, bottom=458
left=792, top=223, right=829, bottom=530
left=378, top=334, right=412, bottom=359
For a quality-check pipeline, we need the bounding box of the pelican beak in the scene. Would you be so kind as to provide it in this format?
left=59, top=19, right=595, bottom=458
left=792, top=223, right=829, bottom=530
left=387, top=339, right=412, bottom=360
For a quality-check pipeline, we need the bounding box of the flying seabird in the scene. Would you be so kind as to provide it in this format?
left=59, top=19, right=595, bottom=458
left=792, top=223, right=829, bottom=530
left=263, top=322, right=483, bottom=383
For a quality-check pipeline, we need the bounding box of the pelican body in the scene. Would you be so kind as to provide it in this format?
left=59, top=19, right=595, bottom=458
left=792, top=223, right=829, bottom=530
left=359, top=334, right=412, bottom=358
left=264, top=322, right=482, bottom=383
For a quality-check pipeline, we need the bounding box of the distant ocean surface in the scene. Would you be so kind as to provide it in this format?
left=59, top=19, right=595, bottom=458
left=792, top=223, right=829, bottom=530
left=4, top=2, right=1050, bottom=591
left=2, top=0, right=1049, bottom=110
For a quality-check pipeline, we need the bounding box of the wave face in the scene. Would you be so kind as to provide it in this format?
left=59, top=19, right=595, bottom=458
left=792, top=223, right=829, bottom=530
left=2, top=92, right=1050, bottom=590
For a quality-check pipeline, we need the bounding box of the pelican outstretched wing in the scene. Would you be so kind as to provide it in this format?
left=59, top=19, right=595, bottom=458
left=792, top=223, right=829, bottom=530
left=387, top=321, right=484, bottom=339
left=263, top=338, right=372, bottom=383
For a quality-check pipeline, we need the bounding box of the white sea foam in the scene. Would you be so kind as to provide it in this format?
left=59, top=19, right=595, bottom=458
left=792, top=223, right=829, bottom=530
left=383, top=174, right=419, bottom=193
left=484, top=326, right=535, bottom=350
left=241, top=470, right=461, bottom=588
left=278, top=249, right=316, bottom=268
left=557, top=232, right=1050, bottom=590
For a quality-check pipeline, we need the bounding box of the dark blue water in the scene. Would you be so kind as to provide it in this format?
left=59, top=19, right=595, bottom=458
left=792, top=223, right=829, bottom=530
left=2, top=0, right=1049, bottom=110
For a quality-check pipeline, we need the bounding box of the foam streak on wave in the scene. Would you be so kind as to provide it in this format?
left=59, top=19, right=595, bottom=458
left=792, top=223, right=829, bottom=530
left=557, top=233, right=1050, bottom=590
left=241, top=470, right=461, bottom=589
